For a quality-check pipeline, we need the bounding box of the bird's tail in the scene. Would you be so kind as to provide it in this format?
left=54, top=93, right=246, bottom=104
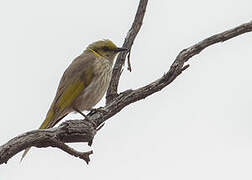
left=20, top=108, right=55, bottom=162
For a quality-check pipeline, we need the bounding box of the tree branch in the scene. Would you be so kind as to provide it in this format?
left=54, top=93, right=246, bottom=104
left=118, top=20, right=252, bottom=106
left=0, top=1, right=252, bottom=165
left=106, top=0, right=148, bottom=103
left=0, top=120, right=95, bottom=164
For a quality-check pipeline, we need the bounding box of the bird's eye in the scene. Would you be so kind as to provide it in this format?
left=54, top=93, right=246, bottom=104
left=102, top=46, right=109, bottom=51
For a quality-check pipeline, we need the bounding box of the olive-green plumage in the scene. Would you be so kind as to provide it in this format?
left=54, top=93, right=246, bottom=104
left=21, top=39, right=127, bottom=161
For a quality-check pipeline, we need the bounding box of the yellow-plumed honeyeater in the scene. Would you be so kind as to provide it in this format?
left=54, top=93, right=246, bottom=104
left=21, top=39, right=127, bottom=161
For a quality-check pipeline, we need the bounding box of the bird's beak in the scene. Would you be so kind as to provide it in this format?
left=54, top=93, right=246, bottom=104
left=114, top=47, right=128, bottom=52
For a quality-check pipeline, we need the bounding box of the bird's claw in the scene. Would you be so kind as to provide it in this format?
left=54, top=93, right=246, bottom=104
left=90, top=107, right=108, bottom=114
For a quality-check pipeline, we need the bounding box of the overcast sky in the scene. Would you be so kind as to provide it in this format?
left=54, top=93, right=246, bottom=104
left=1, top=0, right=252, bottom=179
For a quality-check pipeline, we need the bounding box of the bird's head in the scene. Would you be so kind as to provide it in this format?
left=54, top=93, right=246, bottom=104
left=87, top=39, right=127, bottom=62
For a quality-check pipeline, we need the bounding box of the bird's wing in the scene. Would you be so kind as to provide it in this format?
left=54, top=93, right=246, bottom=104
left=41, top=55, right=95, bottom=128
left=21, top=54, right=96, bottom=162
left=55, top=55, right=95, bottom=99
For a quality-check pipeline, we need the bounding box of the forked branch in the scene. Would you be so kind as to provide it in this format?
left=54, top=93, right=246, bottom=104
left=0, top=0, right=251, bottom=165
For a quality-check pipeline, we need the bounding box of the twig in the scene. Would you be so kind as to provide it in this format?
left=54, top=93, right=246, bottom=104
left=52, top=140, right=93, bottom=164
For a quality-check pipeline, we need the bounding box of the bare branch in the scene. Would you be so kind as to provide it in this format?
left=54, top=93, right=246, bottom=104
left=181, top=20, right=252, bottom=63
left=0, top=0, right=251, bottom=165
left=106, top=0, right=148, bottom=103
left=0, top=120, right=95, bottom=164
left=115, top=21, right=252, bottom=106
left=52, top=141, right=93, bottom=164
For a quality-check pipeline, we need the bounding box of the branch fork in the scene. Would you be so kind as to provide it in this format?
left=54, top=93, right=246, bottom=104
left=0, top=0, right=252, bottom=165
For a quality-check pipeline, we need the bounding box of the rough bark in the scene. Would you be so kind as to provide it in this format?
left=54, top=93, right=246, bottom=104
left=106, top=0, right=148, bottom=103
left=0, top=0, right=252, bottom=165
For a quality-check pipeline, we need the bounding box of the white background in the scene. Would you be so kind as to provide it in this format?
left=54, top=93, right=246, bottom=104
left=0, top=0, right=252, bottom=179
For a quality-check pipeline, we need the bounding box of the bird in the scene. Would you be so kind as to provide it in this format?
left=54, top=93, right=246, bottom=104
left=21, top=39, right=127, bottom=161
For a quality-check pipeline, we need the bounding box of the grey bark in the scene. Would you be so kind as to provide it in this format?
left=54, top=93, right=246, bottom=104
left=0, top=0, right=252, bottom=165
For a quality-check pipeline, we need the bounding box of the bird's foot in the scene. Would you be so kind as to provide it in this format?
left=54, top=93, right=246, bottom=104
left=73, top=108, right=98, bottom=147
left=90, top=107, right=108, bottom=114
left=74, top=108, right=89, bottom=119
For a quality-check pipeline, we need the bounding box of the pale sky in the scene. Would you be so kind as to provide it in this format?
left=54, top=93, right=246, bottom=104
left=1, top=0, right=252, bottom=180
